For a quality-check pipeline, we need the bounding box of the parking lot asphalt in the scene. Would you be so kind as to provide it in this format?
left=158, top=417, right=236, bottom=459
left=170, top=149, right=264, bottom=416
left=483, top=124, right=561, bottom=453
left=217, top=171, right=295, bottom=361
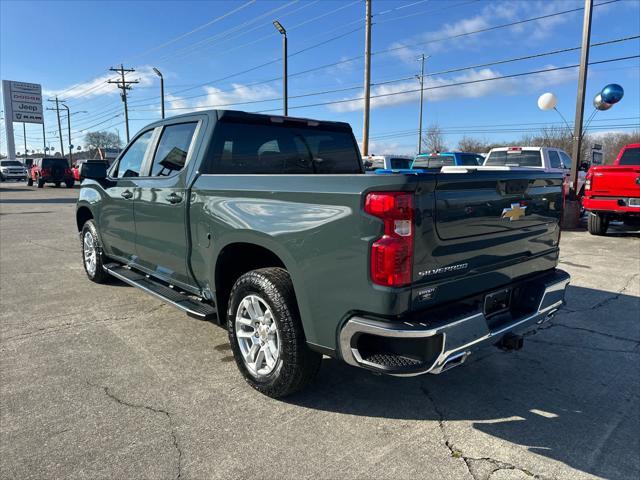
left=1, top=182, right=638, bottom=480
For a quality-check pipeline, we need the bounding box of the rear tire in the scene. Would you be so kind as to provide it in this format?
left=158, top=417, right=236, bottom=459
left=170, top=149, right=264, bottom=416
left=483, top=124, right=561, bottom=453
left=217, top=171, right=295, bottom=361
left=37, top=177, right=44, bottom=188
left=66, top=180, right=75, bottom=188
left=227, top=268, right=321, bottom=398
left=587, top=212, right=609, bottom=236
left=27, top=177, right=33, bottom=186
left=81, top=219, right=110, bottom=284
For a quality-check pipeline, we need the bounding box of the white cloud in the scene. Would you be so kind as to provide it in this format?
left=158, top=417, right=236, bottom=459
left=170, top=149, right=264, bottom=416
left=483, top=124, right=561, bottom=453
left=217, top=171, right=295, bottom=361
left=330, top=64, right=577, bottom=113
left=43, top=66, right=159, bottom=100
left=165, top=82, right=279, bottom=112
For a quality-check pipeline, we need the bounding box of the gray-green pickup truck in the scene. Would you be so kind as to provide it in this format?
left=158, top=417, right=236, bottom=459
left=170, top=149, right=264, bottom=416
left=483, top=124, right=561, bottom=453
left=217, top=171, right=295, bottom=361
left=76, top=110, right=570, bottom=398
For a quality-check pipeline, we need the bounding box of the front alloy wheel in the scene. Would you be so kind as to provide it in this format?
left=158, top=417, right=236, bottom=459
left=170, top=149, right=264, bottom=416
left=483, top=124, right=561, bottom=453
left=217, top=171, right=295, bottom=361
left=235, top=295, right=281, bottom=377
left=83, top=231, right=97, bottom=277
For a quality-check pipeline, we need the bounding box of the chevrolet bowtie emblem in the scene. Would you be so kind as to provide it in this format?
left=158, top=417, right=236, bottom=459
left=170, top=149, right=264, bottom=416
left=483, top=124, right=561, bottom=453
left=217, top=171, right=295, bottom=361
left=501, top=203, right=527, bottom=221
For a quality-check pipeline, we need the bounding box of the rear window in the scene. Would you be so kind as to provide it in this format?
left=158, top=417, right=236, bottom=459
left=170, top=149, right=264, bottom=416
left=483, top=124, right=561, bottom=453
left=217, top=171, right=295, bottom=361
left=459, top=153, right=483, bottom=166
left=0, top=160, right=22, bottom=166
left=412, top=155, right=455, bottom=169
left=208, top=118, right=361, bottom=174
left=42, top=158, right=68, bottom=168
left=619, top=147, right=640, bottom=166
left=485, top=150, right=542, bottom=167
left=389, top=158, right=411, bottom=169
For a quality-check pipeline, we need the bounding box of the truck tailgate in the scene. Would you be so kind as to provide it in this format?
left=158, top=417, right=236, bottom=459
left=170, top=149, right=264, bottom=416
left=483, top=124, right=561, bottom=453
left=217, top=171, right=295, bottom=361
left=590, top=166, right=640, bottom=197
left=411, top=170, right=563, bottom=310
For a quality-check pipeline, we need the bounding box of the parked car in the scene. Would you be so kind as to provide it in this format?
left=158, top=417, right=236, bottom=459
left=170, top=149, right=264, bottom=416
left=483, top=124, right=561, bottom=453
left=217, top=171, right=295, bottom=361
left=484, top=146, right=587, bottom=194
left=413, top=151, right=484, bottom=169
left=77, top=110, right=569, bottom=398
left=582, top=143, right=640, bottom=235
left=72, top=159, right=109, bottom=181
left=363, top=154, right=413, bottom=171
left=27, top=157, right=75, bottom=188
left=0, top=159, right=27, bottom=182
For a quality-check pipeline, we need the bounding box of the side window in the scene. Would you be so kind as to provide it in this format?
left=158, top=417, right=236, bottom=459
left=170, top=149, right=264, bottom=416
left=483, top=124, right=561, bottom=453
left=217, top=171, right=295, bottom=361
left=548, top=150, right=562, bottom=169
left=115, top=130, right=154, bottom=178
left=559, top=151, right=572, bottom=169
left=150, top=122, right=197, bottom=177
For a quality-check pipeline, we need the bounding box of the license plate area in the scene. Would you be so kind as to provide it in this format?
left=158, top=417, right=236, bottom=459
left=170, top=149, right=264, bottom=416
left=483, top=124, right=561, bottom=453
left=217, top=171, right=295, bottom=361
left=484, top=288, right=512, bottom=317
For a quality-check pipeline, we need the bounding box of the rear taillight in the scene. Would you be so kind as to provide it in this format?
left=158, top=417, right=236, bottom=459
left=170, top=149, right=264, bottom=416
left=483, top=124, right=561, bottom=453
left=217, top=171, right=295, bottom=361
left=585, top=172, right=592, bottom=191
left=365, top=192, right=414, bottom=287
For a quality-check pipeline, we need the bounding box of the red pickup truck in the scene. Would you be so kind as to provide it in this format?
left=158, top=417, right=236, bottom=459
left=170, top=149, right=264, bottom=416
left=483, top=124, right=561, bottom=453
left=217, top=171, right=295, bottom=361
left=583, top=143, right=640, bottom=235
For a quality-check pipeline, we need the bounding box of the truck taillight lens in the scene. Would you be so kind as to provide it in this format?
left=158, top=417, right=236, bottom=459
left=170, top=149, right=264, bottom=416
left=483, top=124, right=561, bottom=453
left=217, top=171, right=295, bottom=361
left=365, top=192, right=414, bottom=287
left=585, top=172, right=592, bottom=191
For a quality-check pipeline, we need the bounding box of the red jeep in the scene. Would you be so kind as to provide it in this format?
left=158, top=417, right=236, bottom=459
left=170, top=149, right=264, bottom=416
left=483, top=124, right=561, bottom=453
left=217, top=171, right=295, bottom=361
left=582, top=143, right=640, bottom=235
left=27, top=157, right=75, bottom=188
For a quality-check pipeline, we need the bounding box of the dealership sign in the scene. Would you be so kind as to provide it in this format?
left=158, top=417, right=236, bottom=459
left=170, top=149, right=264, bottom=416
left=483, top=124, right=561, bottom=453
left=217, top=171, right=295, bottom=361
left=2, top=80, right=44, bottom=124
left=2, top=79, right=44, bottom=160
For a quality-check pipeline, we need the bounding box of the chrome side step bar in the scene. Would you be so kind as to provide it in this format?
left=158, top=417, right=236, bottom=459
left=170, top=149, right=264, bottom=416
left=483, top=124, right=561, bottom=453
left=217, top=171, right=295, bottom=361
left=104, top=263, right=217, bottom=320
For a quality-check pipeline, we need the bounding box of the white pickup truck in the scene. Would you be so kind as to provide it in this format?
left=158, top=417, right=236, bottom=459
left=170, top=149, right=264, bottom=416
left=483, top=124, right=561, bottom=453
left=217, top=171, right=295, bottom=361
left=484, top=146, right=587, bottom=194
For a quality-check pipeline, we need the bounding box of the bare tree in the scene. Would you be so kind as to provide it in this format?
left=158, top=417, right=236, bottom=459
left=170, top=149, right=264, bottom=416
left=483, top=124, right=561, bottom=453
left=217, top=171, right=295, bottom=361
left=458, top=136, right=491, bottom=153
left=84, top=131, right=121, bottom=151
left=422, top=124, right=447, bottom=153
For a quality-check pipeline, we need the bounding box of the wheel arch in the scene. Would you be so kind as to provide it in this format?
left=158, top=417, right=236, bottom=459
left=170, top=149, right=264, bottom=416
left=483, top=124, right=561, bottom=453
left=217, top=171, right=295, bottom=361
left=76, top=206, right=94, bottom=232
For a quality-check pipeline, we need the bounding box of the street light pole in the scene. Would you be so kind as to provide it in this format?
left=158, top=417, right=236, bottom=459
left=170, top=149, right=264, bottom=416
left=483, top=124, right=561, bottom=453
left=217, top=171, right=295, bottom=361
left=23, top=123, right=27, bottom=159
left=362, top=0, right=372, bottom=155
left=153, top=67, right=165, bottom=119
left=273, top=20, right=288, bottom=116
left=570, top=0, right=593, bottom=197
left=416, top=54, right=427, bottom=155
left=60, top=104, right=73, bottom=165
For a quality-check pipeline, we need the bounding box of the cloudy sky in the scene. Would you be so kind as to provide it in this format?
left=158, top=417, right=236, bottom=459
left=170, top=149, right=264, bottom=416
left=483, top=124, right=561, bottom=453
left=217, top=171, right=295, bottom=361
left=1, top=0, right=639, bottom=155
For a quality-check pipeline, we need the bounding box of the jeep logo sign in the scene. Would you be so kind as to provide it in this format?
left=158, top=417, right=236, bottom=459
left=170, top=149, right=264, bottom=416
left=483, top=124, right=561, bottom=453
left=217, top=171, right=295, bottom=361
left=12, top=101, right=43, bottom=114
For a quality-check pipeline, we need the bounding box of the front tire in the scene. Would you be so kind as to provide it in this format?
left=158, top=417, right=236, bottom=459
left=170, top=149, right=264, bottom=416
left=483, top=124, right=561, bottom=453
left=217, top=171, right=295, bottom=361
left=81, top=219, right=110, bottom=283
left=26, top=176, right=33, bottom=186
left=587, top=212, right=609, bottom=236
left=227, top=268, right=321, bottom=398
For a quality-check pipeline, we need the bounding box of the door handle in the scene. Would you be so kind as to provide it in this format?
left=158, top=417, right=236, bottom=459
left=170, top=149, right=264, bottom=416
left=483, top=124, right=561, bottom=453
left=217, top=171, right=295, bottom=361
left=166, top=192, right=183, bottom=204
left=121, top=190, right=133, bottom=199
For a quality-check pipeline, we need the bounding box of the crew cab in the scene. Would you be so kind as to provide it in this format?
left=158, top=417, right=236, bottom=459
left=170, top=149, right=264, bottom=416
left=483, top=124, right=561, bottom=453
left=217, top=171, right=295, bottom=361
left=0, top=159, right=27, bottom=182
left=76, top=110, right=570, bottom=398
left=27, top=157, right=75, bottom=188
left=484, top=146, right=586, bottom=195
left=582, top=143, right=640, bottom=235
left=413, top=151, right=484, bottom=168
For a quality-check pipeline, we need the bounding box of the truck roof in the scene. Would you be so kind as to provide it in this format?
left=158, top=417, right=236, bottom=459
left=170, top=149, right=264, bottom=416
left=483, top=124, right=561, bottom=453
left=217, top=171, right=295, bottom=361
left=145, top=109, right=353, bottom=132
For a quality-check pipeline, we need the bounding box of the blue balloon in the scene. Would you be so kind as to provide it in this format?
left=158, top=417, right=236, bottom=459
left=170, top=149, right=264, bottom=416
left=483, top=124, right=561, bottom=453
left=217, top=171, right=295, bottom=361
left=601, top=84, right=624, bottom=104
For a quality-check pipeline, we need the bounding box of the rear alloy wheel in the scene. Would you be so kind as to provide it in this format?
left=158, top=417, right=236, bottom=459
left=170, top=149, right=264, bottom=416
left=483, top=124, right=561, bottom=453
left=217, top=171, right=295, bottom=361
left=227, top=268, right=321, bottom=398
left=81, top=219, right=109, bottom=283
left=587, top=212, right=609, bottom=236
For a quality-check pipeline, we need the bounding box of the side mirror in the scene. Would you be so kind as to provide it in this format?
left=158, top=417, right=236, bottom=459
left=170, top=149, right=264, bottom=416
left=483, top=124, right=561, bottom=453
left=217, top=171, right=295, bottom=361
left=80, top=161, right=108, bottom=181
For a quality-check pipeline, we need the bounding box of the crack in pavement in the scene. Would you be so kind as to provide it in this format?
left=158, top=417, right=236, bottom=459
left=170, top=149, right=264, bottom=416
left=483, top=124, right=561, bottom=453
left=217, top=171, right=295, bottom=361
left=526, top=337, right=640, bottom=355
left=86, top=381, right=182, bottom=479
left=533, top=322, right=640, bottom=345
left=25, top=238, right=75, bottom=253
left=566, top=273, right=639, bottom=313
left=0, top=304, right=166, bottom=343
left=419, top=385, right=550, bottom=480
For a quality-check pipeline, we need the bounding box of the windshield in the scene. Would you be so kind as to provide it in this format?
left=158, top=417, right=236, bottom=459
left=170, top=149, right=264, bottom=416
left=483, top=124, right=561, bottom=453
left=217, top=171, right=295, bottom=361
left=42, top=159, right=68, bottom=168
left=0, top=160, right=23, bottom=167
left=412, top=155, right=455, bottom=169
left=619, top=147, right=640, bottom=166
left=484, top=150, right=543, bottom=167
left=209, top=117, right=362, bottom=174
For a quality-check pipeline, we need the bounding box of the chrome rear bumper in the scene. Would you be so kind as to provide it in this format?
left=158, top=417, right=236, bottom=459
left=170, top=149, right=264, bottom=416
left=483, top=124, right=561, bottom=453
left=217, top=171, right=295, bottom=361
left=339, top=269, right=570, bottom=376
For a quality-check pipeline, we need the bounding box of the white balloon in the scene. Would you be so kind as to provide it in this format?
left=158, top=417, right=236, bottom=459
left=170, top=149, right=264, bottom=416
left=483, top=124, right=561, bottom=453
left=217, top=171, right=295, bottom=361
left=537, top=92, right=558, bottom=111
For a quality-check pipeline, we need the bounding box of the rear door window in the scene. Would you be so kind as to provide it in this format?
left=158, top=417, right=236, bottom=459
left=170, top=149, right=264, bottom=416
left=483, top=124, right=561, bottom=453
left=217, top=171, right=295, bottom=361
left=548, top=150, right=562, bottom=169
left=150, top=122, right=197, bottom=177
left=114, top=130, right=155, bottom=178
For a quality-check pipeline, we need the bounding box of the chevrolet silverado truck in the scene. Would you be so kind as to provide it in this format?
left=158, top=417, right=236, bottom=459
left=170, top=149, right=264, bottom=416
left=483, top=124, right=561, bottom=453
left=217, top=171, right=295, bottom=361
left=583, top=143, right=640, bottom=235
left=76, top=110, right=570, bottom=398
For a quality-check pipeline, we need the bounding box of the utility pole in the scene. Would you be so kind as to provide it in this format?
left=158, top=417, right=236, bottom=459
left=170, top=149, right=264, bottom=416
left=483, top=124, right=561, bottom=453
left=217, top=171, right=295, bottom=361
left=362, top=0, right=372, bottom=155
left=23, top=123, right=27, bottom=158
left=47, top=97, right=65, bottom=160
left=108, top=65, right=138, bottom=142
left=570, top=0, right=593, bottom=197
left=416, top=54, right=427, bottom=155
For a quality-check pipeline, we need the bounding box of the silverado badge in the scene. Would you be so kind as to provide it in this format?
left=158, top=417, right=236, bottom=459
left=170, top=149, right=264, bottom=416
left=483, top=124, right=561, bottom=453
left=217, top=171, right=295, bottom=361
left=501, top=203, right=527, bottom=221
